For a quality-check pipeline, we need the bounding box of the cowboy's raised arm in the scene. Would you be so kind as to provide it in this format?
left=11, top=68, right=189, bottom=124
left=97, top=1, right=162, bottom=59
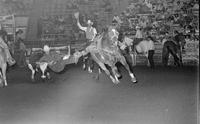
left=77, top=19, right=87, bottom=32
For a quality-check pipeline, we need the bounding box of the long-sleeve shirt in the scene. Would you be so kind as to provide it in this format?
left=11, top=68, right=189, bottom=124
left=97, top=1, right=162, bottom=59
left=77, top=22, right=97, bottom=41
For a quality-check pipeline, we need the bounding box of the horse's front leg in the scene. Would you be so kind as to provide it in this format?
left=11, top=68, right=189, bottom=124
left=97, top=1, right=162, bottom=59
left=120, top=55, right=137, bottom=83
left=111, top=66, right=120, bottom=83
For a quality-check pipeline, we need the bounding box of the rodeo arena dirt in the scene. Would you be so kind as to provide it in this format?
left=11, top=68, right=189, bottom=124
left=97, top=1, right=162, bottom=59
left=0, top=0, right=199, bottom=124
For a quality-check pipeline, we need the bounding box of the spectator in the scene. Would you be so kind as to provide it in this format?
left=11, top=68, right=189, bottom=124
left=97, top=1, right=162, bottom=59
left=18, top=40, right=26, bottom=67
left=146, top=36, right=155, bottom=68
left=134, top=24, right=143, bottom=44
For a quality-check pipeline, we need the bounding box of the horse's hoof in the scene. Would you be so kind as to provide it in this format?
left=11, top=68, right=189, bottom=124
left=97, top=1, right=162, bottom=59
left=113, top=80, right=120, bottom=84
left=131, top=78, right=137, bottom=83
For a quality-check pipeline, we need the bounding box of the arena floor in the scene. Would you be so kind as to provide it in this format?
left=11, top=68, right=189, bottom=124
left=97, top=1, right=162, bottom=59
left=0, top=64, right=198, bottom=124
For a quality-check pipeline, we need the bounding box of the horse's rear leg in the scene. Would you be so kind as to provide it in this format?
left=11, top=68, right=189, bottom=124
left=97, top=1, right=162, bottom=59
left=111, top=66, right=120, bottom=83
left=98, top=62, right=117, bottom=84
left=2, top=63, right=7, bottom=86
left=120, top=56, right=137, bottom=83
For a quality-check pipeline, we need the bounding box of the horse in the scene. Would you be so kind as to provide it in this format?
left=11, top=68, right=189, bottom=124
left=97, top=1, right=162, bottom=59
left=0, top=47, right=7, bottom=87
left=162, top=33, right=186, bottom=67
left=120, top=36, right=156, bottom=68
left=75, top=29, right=137, bottom=84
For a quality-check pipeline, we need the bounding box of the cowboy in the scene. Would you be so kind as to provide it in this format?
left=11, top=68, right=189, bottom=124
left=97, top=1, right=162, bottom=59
left=108, top=20, right=121, bottom=46
left=0, top=25, right=16, bottom=66
left=76, top=14, right=97, bottom=73
left=146, top=36, right=155, bottom=68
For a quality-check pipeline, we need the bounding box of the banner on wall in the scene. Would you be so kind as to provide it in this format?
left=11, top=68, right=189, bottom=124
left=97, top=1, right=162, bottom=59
left=0, top=15, right=15, bottom=35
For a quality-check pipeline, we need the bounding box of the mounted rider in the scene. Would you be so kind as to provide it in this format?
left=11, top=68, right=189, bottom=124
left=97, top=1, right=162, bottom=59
left=96, top=20, right=123, bottom=62
left=75, top=12, right=97, bottom=73
left=106, top=20, right=125, bottom=53
left=0, top=25, right=16, bottom=66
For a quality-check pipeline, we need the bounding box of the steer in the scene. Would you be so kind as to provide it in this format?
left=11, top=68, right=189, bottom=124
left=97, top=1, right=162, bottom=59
left=26, top=45, right=71, bottom=81
left=26, top=49, right=52, bottom=81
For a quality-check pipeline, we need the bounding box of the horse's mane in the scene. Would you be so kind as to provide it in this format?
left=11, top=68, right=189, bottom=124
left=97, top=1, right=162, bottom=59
left=99, top=27, right=113, bottom=49
left=0, top=47, right=6, bottom=62
left=0, top=46, right=6, bottom=54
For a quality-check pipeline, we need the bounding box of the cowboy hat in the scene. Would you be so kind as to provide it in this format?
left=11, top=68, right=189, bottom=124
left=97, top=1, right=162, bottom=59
left=87, top=20, right=93, bottom=25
